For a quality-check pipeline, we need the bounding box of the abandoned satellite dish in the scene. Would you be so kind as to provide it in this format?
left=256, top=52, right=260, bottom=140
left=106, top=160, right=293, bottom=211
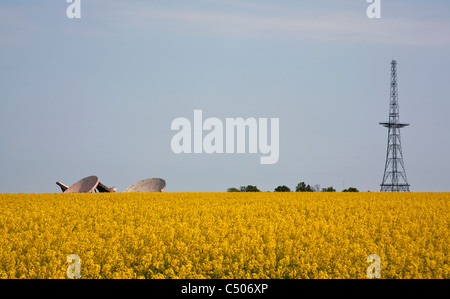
left=64, top=175, right=99, bottom=193
left=124, top=178, right=166, bottom=192
left=56, top=181, right=69, bottom=192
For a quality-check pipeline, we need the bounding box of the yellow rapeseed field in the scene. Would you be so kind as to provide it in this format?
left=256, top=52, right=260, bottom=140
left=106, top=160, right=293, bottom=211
left=0, top=192, right=448, bottom=279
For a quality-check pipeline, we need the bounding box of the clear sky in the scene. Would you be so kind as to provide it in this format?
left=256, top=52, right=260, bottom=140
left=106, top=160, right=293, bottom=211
left=1, top=0, right=449, bottom=192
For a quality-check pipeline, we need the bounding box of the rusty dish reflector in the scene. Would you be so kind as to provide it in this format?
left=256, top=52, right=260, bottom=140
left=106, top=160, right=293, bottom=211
left=124, top=178, right=166, bottom=192
left=64, top=175, right=99, bottom=193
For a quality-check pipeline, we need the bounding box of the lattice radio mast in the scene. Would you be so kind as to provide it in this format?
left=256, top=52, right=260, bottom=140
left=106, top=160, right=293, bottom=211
left=380, top=60, right=410, bottom=192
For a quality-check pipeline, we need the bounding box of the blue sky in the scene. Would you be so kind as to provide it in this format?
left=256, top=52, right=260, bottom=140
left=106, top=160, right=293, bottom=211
left=1, top=0, right=449, bottom=192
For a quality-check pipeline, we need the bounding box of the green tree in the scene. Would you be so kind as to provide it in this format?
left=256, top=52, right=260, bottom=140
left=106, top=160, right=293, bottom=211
left=296, top=182, right=315, bottom=192
left=274, top=185, right=291, bottom=192
left=239, top=185, right=261, bottom=192
left=227, top=187, right=240, bottom=192
left=342, top=187, right=359, bottom=192
left=322, top=186, right=336, bottom=192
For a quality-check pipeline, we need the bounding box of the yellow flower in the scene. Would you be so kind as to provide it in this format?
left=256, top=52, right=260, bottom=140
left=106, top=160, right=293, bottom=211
left=0, top=192, right=447, bottom=278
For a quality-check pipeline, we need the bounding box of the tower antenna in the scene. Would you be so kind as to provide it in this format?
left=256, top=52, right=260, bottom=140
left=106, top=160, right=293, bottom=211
left=379, top=60, right=410, bottom=192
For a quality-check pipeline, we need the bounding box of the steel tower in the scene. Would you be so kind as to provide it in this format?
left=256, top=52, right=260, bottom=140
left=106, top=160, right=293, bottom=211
left=380, top=60, right=410, bottom=192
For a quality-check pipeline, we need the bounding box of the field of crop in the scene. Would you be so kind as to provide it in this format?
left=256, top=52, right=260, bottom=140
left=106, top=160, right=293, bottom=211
left=0, top=192, right=448, bottom=279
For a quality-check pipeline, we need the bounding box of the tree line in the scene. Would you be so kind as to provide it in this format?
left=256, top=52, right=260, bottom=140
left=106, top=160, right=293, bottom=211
left=227, top=182, right=359, bottom=192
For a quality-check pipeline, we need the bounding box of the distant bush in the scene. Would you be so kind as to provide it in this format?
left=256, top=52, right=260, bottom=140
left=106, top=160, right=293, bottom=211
left=342, top=187, right=359, bottom=192
left=274, top=185, right=291, bottom=192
